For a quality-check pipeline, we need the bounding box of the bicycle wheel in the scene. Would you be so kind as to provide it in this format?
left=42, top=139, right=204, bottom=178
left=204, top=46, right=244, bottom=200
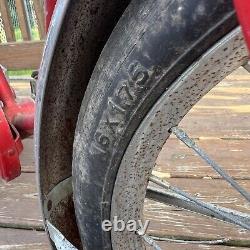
left=72, top=0, right=248, bottom=249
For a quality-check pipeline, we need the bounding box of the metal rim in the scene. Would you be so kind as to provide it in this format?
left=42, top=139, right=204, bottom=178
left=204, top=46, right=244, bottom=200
left=111, top=27, right=249, bottom=249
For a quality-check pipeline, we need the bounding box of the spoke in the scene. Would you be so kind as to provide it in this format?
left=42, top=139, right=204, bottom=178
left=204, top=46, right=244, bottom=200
left=146, top=186, right=250, bottom=226
left=149, top=175, right=250, bottom=230
left=149, top=235, right=229, bottom=245
left=148, top=234, right=250, bottom=247
left=47, top=221, right=77, bottom=250
left=138, top=227, right=247, bottom=248
left=171, top=127, right=250, bottom=203
left=137, top=230, right=162, bottom=250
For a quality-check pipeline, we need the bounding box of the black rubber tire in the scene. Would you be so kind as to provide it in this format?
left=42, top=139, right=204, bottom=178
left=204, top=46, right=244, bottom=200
left=73, top=1, right=238, bottom=249
left=36, top=0, right=130, bottom=248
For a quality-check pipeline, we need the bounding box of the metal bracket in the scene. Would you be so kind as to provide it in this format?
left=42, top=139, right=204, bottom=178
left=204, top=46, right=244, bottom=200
left=47, top=221, right=78, bottom=250
left=0, top=108, right=23, bottom=181
left=43, top=176, right=73, bottom=218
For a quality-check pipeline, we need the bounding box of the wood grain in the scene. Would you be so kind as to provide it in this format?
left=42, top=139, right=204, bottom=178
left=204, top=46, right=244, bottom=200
left=156, top=138, right=250, bottom=179
left=0, top=0, right=15, bottom=42
left=0, top=173, right=43, bottom=229
left=145, top=178, right=250, bottom=240
left=0, top=41, right=44, bottom=69
left=0, top=228, right=49, bottom=250
left=15, top=0, right=32, bottom=41
left=180, top=79, right=250, bottom=139
left=20, top=138, right=35, bottom=173
left=32, top=0, right=45, bottom=39
left=151, top=242, right=249, bottom=250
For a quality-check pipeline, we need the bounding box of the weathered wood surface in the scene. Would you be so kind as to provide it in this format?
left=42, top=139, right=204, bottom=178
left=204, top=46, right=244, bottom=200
left=32, top=0, right=45, bottom=39
left=15, top=0, right=32, bottom=41
left=10, top=82, right=32, bottom=97
left=0, top=173, right=43, bottom=229
left=0, top=228, right=49, bottom=250
left=0, top=0, right=15, bottom=42
left=0, top=41, right=44, bottom=70
left=0, top=0, right=45, bottom=69
left=156, top=137, right=250, bottom=179
left=156, top=68, right=250, bottom=179
left=20, top=138, right=35, bottom=173
left=181, top=72, right=250, bottom=139
left=145, top=179, right=250, bottom=239
left=151, top=242, right=250, bottom=250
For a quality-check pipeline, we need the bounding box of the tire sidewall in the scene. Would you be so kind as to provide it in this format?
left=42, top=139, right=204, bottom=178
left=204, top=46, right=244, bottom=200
left=73, top=1, right=237, bottom=249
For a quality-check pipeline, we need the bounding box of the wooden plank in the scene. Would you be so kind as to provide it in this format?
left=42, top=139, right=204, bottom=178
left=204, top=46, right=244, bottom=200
left=182, top=112, right=250, bottom=139
left=176, top=68, right=250, bottom=139
left=10, top=80, right=33, bottom=98
left=145, top=178, right=250, bottom=240
left=32, top=0, right=45, bottom=39
left=21, top=165, right=35, bottom=173
left=1, top=175, right=248, bottom=249
left=15, top=0, right=32, bottom=41
left=151, top=242, right=249, bottom=250
left=225, top=66, right=250, bottom=80
left=0, top=228, right=49, bottom=250
left=20, top=138, right=35, bottom=173
left=179, top=80, right=250, bottom=139
left=0, top=0, right=15, bottom=42
left=0, top=41, right=44, bottom=69
left=0, top=243, right=48, bottom=250
left=156, top=138, right=250, bottom=179
left=156, top=72, right=250, bottom=178
left=0, top=173, right=43, bottom=229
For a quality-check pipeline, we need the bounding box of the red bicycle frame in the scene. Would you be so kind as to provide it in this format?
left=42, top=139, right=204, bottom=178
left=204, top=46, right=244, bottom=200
left=234, top=0, right=250, bottom=52
left=0, top=67, right=34, bottom=181
left=45, top=0, right=57, bottom=32
left=0, top=0, right=58, bottom=181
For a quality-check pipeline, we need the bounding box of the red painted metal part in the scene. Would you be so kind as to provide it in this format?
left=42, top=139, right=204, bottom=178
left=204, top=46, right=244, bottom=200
left=0, top=67, right=34, bottom=181
left=45, top=0, right=57, bottom=32
left=0, top=108, right=23, bottom=181
left=234, top=0, right=250, bottom=53
left=0, top=0, right=56, bottom=182
left=0, top=68, right=35, bottom=138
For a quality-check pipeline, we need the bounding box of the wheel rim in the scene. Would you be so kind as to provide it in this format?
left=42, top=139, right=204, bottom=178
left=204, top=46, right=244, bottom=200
left=111, top=27, right=249, bottom=249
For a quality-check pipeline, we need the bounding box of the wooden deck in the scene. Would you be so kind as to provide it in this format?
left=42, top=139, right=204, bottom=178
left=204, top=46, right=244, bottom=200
left=1, top=67, right=250, bottom=249
left=0, top=0, right=45, bottom=70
